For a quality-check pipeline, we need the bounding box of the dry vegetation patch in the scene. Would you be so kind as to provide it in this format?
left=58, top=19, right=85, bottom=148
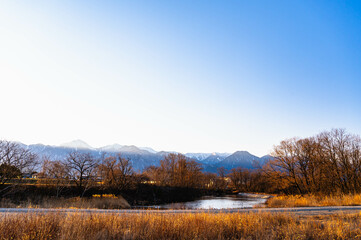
left=266, top=194, right=361, bottom=208
left=1, top=212, right=361, bottom=239
left=0, top=195, right=130, bottom=209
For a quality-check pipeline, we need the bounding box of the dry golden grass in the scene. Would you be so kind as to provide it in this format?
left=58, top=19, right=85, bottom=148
left=0, top=195, right=130, bottom=209
left=1, top=212, right=361, bottom=239
left=266, top=194, right=361, bottom=208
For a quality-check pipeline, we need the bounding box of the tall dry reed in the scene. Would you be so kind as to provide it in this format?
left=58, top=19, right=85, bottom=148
left=0, top=212, right=361, bottom=239
left=266, top=194, right=361, bottom=208
left=0, top=195, right=130, bottom=209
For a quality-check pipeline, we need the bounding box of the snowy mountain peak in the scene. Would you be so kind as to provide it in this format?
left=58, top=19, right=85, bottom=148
left=60, top=140, right=94, bottom=150
left=185, top=153, right=212, bottom=161
left=119, top=145, right=142, bottom=152
left=139, top=147, right=157, bottom=154
left=99, top=144, right=124, bottom=152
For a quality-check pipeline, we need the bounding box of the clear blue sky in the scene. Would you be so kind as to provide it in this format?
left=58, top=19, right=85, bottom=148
left=1, top=0, right=360, bottom=156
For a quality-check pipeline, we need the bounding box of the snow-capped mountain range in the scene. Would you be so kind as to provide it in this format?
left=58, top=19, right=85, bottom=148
left=24, top=140, right=273, bottom=173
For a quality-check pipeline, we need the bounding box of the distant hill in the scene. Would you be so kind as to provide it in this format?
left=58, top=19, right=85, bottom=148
left=60, top=139, right=94, bottom=150
left=215, top=151, right=260, bottom=169
left=198, top=151, right=270, bottom=173
left=202, top=153, right=229, bottom=165
left=185, top=153, right=212, bottom=161
left=260, top=155, right=274, bottom=164
left=185, top=152, right=230, bottom=164
left=22, top=140, right=269, bottom=173
left=26, top=143, right=162, bottom=172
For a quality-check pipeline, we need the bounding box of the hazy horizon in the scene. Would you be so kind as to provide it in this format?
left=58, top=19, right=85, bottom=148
left=1, top=1, right=360, bottom=156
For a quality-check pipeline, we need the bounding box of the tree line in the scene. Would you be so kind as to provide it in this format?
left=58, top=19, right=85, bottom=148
left=263, top=129, right=361, bottom=194
left=0, top=128, right=360, bottom=197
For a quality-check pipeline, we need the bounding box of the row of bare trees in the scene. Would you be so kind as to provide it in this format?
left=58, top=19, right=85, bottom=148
left=263, top=129, right=361, bottom=194
left=144, top=153, right=204, bottom=188
left=175, top=129, right=361, bottom=195
left=0, top=140, right=262, bottom=196
left=3, top=128, right=360, bottom=196
left=39, top=152, right=136, bottom=196
left=143, top=154, right=250, bottom=191
left=228, top=168, right=268, bottom=192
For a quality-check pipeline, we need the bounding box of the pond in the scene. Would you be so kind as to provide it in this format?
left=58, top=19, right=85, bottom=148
left=149, top=194, right=268, bottom=210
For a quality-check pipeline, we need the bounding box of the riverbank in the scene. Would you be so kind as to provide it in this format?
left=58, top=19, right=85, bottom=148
left=121, top=184, right=229, bottom=206
left=0, top=184, right=229, bottom=209
left=238, top=192, right=273, bottom=199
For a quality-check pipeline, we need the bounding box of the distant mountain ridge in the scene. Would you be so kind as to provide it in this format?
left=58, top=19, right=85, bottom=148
left=23, top=140, right=272, bottom=173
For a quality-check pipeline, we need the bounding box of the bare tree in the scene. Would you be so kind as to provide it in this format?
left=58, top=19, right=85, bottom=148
left=228, top=167, right=252, bottom=191
left=217, top=167, right=228, bottom=190
left=0, top=140, right=38, bottom=173
left=317, top=129, right=361, bottom=193
left=144, top=166, right=162, bottom=184
left=186, top=160, right=203, bottom=188
left=98, top=154, right=135, bottom=191
left=0, top=140, right=38, bottom=184
left=39, top=156, right=69, bottom=197
left=65, top=151, right=99, bottom=196
left=152, top=153, right=203, bottom=188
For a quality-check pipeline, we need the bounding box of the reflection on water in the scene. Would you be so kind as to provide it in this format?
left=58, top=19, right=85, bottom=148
left=153, top=195, right=267, bottom=210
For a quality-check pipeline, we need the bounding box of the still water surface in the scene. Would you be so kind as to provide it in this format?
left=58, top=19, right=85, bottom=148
left=152, top=195, right=267, bottom=210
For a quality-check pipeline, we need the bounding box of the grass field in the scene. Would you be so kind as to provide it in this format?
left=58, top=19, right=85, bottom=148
left=266, top=194, right=361, bottom=208
left=1, top=211, right=361, bottom=239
